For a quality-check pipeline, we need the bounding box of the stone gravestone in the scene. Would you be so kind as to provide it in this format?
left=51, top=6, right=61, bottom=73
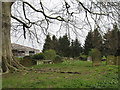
left=106, top=55, right=116, bottom=65
left=87, top=56, right=92, bottom=61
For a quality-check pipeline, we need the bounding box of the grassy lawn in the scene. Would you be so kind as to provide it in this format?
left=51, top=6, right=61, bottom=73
left=2, top=60, right=118, bottom=88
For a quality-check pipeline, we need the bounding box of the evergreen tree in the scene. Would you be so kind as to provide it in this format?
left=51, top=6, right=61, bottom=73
left=92, top=28, right=103, bottom=52
left=70, top=40, right=74, bottom=57
left=57, top=37, right=62, bottom=56
left=51, top=35, right=59, bottom=54
left=84, top=30, right=93, bottom=55
left=42, top=34, right=52, bottom=52
left=58, top=34, right=70, bottom=57
left=72, top=38, right=82, bottom=57
left=104, top=24, right=119, bottom=55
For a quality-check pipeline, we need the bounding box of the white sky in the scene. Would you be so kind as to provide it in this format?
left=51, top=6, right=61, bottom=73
left=11, top=0, right=118, bottom=51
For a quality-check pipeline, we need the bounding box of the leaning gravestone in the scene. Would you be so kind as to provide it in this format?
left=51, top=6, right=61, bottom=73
left=106, top=55, right=116, bottom=65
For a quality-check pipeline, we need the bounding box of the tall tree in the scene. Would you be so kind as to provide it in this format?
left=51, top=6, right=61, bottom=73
left=59, top=34, right=70, bottom=57
left=51, top=35, right=59, bottom=54
left=104, top=24, right=119, bottom=55
left=84, top=30, right=93, bottom=55
left=51, top=35, right=57, bottom=50
left=70, top=40, right=74, bottom=57
left=92, top=28, right=103, bottom=53
left=70, top=38, right=82, bottom=57
left=42, top=34, right=52, bottom=52
left=2, top=2, right=25, bottom=73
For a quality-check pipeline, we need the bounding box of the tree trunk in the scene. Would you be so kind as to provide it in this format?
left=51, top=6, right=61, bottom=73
left=1, top=2, right=25, bottom=73
left=0, top=2, right=2, bottom=73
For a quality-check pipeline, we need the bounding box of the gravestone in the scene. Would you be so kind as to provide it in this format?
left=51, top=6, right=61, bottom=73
left=106, top=55, right=116, bottom=65
left=87, top=56, right=92, bottom=61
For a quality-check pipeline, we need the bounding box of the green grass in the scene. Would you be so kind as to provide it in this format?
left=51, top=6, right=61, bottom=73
left=2, top=60, right=118, bottom=88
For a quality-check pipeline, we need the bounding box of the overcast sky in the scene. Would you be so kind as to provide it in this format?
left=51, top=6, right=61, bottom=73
left=11, top=0, right=118, bottom=51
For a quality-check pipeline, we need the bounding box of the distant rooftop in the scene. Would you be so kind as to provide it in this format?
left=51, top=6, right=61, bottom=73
left=11, top=43, right=40, bottom=52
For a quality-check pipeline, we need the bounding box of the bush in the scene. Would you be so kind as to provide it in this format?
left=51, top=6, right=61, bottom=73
left=79, top=54, right=87, bottom=61
left=32, top=53, right=44, bottom=60
left=44, top=49, right=56, bottom=60
left=53, top=55, right=63, bottom=63
left=20, top=56, right=36, bottom=67
left=89, top=49, right=101, bottom=61
left=23, top=56, right=32, bottom=60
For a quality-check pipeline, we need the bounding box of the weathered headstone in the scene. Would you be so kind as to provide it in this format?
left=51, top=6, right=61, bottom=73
left=106, top=55, right=116, bottom=65
left=87, top=56, right=92, bottom=61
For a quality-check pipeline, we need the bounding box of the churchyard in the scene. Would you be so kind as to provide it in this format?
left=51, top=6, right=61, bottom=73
left=2, top=59, right=118, bottom=88
left=1, top=1, right=119, bottom=89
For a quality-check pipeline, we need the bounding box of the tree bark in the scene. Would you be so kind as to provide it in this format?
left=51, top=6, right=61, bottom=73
left=2, top=2, right=25, bottom=73
left=0, top=2, right=2, bottom=73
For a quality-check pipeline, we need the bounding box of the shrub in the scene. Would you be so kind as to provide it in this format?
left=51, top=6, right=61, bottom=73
left=23, top=56, right=32, bottom=60
left=79, top=54, right=87, bottom=61
left=53, top=55, right=63, bottom=63
left=32, top=53, right=44, bottom=60
left=44, top=49, right=56, bottom=60
left=89, top=48, right=101, bottom=66
left=20, top=56, right=36, bottom=67
left=89, top=49, right=101, bottom=60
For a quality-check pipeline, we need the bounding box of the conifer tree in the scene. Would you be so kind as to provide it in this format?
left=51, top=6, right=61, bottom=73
left=84, top=30, right=93, bottom=55
left=92, top=28, right=103, bottom=52
left=70, top=40, right=74, bottom=57
left=73, top=38, right=82, bottom=57
left=51, top=35, right=59, bottom=54
left=42, top=34, right=52, bottom=52
left=104, top=24, right=119, bottom=55
left=58, top=34, right=70, bottom=57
